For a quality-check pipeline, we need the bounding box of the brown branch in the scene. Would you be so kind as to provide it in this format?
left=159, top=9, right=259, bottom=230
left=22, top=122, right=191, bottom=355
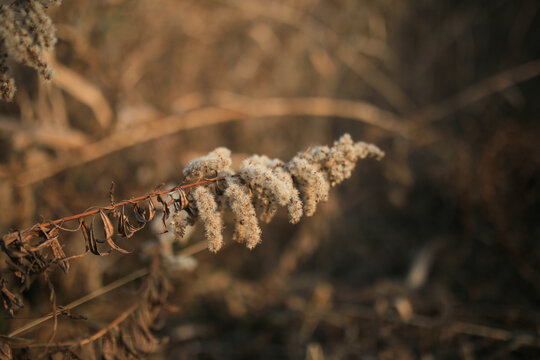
left=2, top=177, right=221, bottom=247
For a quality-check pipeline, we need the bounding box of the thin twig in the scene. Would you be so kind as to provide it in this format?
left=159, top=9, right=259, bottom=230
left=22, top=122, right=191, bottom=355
left=310, top=306, right=540, bottom=347
left=19, top=303, right=139, bottom=349
left=7, top=268, right=148, bottom=338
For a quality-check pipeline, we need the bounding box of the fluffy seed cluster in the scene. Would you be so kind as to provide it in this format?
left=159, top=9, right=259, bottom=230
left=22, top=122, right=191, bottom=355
left=182, top=147, right=233, bottom=183
left=223, top=176, right=261, bottom=249
left=181, top=134, right=384, bottom=253
left=191, top=186, right=224, bottom=253
left=0, top=0, right=61, bottom=101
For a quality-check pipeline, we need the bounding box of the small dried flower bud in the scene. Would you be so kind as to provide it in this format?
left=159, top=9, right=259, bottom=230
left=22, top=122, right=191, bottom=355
left=240, top=159, right=291, bottom=207
left=183, top=147, right=232, bottom=183
left=192, top=186, right=223, bottom=253
left=303, top=133, right=385, bottom=186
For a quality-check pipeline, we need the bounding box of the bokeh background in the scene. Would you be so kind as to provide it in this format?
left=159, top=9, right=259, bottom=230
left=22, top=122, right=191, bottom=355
left=1, top=0, right=539, bottom=358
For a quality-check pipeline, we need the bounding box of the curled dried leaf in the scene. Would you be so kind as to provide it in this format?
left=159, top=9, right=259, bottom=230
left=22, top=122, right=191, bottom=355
left=99, top=210, right=130, bottom=254
left=133, top=200, right=156, bottom=224
left=0, top=279, right=24, bottom=317
left=117, top=206, right=143, bottom=239
left=50, top=239, right=69, bottom=273
left=80, top=219, right=107, bottom=256
left=156, top=195, right=170, bottom=234
left=27, top=226, right=59, bottom=252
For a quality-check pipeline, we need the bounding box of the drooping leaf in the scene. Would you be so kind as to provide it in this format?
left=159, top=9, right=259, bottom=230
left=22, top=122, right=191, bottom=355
left=27, top=226, right=59, bottom=252
left=50, top=239, right=69, bottom=273
left=0, top=279, right=24, bottom=317
left=99, top=210, right=130, bottom=254
left=117, top=206, right=143, bottom=239
left=177, top=188, right=189, bottom=210
left=80, top=219, right=106, bottom=256
left=156, top=195, right=170, bottom=234
left=133, top=199, right=156, bottom=224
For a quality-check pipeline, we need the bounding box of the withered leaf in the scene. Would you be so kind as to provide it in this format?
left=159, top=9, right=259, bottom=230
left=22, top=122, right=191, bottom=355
left=80, top=219, right=107, bottom=256
left=157, top=195, right=170, bottom=234
left=117, top=207, right=143, bottom=239
left=0, top=342, right=11, bottom=360
left=99, top=210, right=130, bottom=254
left=118, top=328, right=139, bottom=357
left=133, top=199, right=156, bottom=224
left=50, top=239, right=69, bottom=273
left=27, top=226, right=59, bottom=252
left=130, top=321, right=155, bottom=354
left=102, top=332, right=119, bottom=360
left=175, top=188, right=189, bottom=211
left=0, top=280, right=24, bottom=317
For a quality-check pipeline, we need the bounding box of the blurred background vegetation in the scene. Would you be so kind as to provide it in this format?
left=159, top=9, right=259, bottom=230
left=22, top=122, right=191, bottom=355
left=0, top=0, right=539, bottom=358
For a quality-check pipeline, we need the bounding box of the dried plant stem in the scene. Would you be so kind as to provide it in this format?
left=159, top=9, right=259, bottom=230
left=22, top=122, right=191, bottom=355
left=7, top=240, right=208, bottom=338
left=11, top=303, right=139, bottom=349
left=3, top=178, right=220, bottom=246
left=8, top=268, right=148, bottom=338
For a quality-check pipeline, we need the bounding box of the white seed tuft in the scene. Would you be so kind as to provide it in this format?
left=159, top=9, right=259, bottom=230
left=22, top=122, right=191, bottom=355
left=223, top=176, right=261, bottom=249
left=183, top=147, right=232, bottom=183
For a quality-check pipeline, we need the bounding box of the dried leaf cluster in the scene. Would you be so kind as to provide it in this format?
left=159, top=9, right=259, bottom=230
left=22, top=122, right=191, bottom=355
left=0, top=133, right=383, bottom=358
left=0, top=0, right=61, bottom=101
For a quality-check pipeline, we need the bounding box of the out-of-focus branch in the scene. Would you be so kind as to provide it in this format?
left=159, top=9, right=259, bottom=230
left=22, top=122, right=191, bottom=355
left=224, top=0, right=412, bottom=112
left=5, top=97, right=408, bottom=187
left=0, top=116, right=89, bottom=151
left=411, top=59, right=540, bottom=123
left=51, top=61, right=113, bottom=130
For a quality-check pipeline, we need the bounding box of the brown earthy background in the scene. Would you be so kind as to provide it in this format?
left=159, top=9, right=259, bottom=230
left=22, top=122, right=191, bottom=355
left=1, top=0, right=539, bottom=358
